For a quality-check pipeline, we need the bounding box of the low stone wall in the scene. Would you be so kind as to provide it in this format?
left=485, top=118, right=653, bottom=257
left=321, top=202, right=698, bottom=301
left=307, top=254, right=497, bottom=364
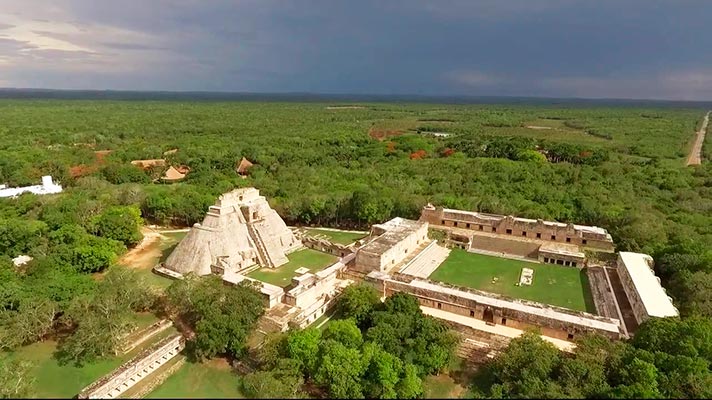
left=153, top=265, right=184, bottom=280
left=119, top=319, right=173, bottom=355
left=77, top=334, right=185, bottom=399
left=301, top=236, right=356, bottom=258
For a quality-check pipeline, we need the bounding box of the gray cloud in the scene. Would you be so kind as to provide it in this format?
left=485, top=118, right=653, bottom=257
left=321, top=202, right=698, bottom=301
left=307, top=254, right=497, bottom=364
left=0, top=0, right=710, bottom=100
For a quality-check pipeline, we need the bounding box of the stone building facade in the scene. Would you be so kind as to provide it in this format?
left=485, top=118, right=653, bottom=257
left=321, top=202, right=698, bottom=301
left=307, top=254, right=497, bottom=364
left=420, top=204, right=614, bottom=252
left=354, top=218, right=429, bottom=273
left=616, top=252, right=678, bottom=324
left=366, top=271, right=624, bottom=341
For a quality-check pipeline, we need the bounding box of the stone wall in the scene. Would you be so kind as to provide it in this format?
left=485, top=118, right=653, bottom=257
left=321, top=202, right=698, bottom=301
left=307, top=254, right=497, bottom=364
left=354, top=221, right=428, bottom=273
left=118, top=319, right=173, bottom=355
left=301, top=236, right=356, bottom=258
left=78, top=334, right=185, bottom=399
left=421, top=205, right=614, bottom=252
left=366, top=272, right=623, bottom=342
left=469, top=234, right=541, bottom=258
left=616, top=259, right=648, bottom=325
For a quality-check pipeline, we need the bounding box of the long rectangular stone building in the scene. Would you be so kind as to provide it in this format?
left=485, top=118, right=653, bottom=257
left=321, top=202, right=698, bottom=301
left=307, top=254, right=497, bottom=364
left=616, top=252, right=679, bottom=324
left=420, top=204, right=614, bottom=266
left=366, top=271, right=624, bottom=341
left=421, top=204, right=614, bottom=251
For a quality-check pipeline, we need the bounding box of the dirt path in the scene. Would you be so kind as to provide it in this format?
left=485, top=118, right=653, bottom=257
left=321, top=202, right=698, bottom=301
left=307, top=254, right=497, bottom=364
left=686, top=111, right=710, bottom=166
left=119, top=228, right=167, bottom=269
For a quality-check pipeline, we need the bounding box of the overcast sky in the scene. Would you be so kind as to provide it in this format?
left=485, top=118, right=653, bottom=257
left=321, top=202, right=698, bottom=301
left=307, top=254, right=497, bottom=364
left=1, top=0, right=711, bottom=100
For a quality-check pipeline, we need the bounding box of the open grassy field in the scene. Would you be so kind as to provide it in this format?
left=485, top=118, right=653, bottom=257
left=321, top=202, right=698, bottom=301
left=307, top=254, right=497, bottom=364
left=304, top=227, right=367, bottom=245
left=430, top=249, right=595, bottom=312
left=247, top=248, right=338, bottom=287
left=146, top=358, right=244, bottom=399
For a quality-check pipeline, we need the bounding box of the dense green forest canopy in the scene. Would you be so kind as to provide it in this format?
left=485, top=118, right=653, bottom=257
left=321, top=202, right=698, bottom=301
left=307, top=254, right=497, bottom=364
left=1, top=99, right=712, bottom=398
left=241, top=287, right=457, bottom=399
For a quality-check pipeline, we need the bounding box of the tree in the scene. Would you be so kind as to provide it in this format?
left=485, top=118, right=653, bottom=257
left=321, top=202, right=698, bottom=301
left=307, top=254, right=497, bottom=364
left=322, top=319, right=363, bottom=349
left=485, top=331, right=562, bottom=398
left=92, top=205, right=143, bottom=247
left=241, top=368, right=304, bottom=399
left=314, top=341, right=367, bottom=399
left=166, top=275, right=264, bottom=360
left=0, top=357, right=35, bottom=399
left=286, top=328, right=321, bottom=375
left=56, top=268, right=155, bottom=365
left=336, top=283, right=381, bottom=327
left=608, top=357, right=661, bottom=399
left=396, top=363, right=423, bottom=399
left=362, top=342, right=403, bottom=399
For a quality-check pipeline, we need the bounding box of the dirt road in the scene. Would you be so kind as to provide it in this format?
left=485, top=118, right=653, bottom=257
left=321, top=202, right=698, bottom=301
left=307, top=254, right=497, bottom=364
left=686, top=111, right=710, bottom=166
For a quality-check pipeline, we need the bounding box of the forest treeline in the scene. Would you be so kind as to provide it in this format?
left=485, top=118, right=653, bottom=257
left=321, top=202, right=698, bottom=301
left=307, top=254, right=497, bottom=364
left=0, top=100, right=711, bottom=398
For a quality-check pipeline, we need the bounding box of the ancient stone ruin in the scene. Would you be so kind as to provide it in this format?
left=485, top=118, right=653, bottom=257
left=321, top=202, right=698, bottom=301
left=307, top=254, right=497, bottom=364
left=77, top=334, right=184, bottom=399
left=161, top=187, right=301, bottom=275
left=420, top=203, right=615, bottom=266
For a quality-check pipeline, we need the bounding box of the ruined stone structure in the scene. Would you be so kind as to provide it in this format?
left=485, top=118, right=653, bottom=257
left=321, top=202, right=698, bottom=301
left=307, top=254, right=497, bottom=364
left=617, top=252, right=679, bottom=324
left=365, top=271, right=624, bottom=341
left=77, top=334, right=184, bottom=399
left=300, top=234, right=357, bottom=258
left=156, top=190, right=676, bottom=355
left=354, top=217, right=429, bottom=273
left=420, top=204, right=614, bottom=265
left=256, top=254, right=354, bottom=333
left=162, top=187, right=301, bottom=275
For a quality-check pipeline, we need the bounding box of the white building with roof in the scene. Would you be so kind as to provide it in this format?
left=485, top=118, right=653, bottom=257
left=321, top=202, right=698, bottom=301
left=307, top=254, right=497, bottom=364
left=354, top=217, right=429, bottom=273
left=616, top=251, right=679, bottom=324
left=0, top=176, right=63, bottom=199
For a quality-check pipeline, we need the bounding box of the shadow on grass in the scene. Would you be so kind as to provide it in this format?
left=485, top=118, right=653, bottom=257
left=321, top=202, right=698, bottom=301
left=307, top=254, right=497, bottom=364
left=158, top=243, right=178, bottom=264
left=579, top=269, right=597, bottom=314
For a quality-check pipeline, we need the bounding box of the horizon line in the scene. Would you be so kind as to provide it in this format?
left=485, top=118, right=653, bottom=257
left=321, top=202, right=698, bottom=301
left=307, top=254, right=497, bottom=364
left=1, top=87, right=711, bottom=105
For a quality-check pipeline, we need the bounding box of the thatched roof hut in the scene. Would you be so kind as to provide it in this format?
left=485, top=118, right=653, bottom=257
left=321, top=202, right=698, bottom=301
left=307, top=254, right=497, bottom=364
left=236, top=157, right=254, bottom=176
left=161, top=166, right=188, bottom=181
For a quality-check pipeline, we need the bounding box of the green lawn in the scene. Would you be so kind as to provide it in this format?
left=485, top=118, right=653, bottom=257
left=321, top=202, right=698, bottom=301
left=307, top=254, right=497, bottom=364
left=423, top=374, right=467, bottom=399
left=304, top=228, right=367, bottom=245
left=247, top=248, right=337, bottom=287
left=430, top=249, right=595, bottom=312
left=146, top=359, right=244, bottom=399
left=423, top=357, right=472, bottom=399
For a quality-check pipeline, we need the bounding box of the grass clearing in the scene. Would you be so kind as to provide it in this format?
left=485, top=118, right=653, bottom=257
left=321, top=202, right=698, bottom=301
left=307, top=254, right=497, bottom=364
left=430, top=249, right=595, bottom=312
left=118, top=230, right=186, bottom=290
left=146, top=358, right=244, bottom=399
left=304, top=228, right=366, bottom=245
left=247, top=248, right=338, bottom=287
left=423, top=356, right=474, bottom=398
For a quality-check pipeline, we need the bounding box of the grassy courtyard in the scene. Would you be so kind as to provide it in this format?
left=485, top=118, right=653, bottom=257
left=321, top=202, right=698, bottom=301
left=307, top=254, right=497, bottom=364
left=429, top=249, right=595, bottom=312
left=146, top=359, right=245, bottom=398
left=247, top=248, right=338, bottom=287
left=304, top=227, right=367, bottom=245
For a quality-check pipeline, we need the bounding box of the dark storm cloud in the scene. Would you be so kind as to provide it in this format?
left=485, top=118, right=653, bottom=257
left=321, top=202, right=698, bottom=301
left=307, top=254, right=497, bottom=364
left=1, top=0, right=711, bottom=100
